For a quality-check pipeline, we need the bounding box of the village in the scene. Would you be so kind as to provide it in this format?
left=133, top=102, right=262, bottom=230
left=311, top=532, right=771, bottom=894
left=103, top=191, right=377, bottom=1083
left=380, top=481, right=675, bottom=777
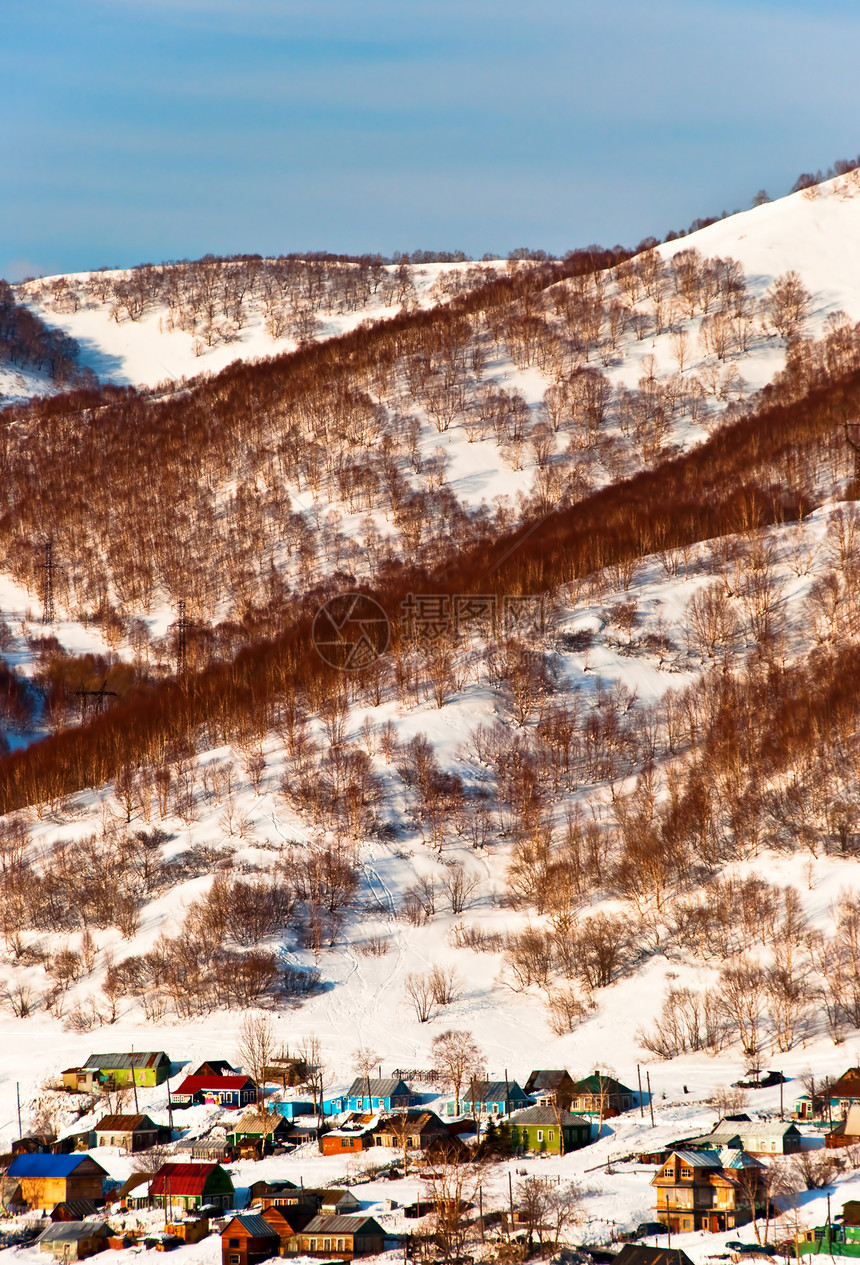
left=5, top=1046, right=860, bottom=1265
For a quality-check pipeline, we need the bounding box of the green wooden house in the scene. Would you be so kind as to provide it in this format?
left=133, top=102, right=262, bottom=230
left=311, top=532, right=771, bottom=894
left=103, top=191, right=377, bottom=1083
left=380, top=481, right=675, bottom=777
left=73, top=1051, right=170, bottom=1089
left=508, top=1105, right=591, bottom=1154
left=149, top=1162, right=234, bottom=1211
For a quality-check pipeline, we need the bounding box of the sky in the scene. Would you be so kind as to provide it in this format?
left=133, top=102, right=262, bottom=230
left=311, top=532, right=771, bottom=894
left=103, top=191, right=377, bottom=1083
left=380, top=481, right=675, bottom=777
left=2, top=0, right=860, bottom=279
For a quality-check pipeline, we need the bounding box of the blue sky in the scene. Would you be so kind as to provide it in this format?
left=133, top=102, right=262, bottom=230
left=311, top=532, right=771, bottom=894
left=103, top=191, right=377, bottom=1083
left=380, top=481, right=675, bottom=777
left=2, top=0, right=859, bottom=278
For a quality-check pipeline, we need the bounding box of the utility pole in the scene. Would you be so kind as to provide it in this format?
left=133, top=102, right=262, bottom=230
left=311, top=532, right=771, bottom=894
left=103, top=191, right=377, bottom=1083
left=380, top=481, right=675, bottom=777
left=175, top=600, right=188, bottom=676
left=508, top=1171, right=514, bottom=1236
left=845, top=421, right=860, bottom=486
left=75, top=679, right=117, bottom=721
left=37, top=540, right=56, bottom=624
left=16, top=1082, right=22, bottom=1139
left=130, top=1046, right=139, bottom=1115
left=780, top=1075, right=784, bottom=1122
left=646, top=1071, right=655, bottom=1127
left=637, top=1065, right=645, bottom=1119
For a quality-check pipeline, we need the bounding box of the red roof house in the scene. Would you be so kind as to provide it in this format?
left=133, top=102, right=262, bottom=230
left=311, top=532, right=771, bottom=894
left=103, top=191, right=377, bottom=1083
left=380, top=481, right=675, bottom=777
left=149, top=1162, right=235, bottom=1211
left=170, top=1076, right=256, bottom=1109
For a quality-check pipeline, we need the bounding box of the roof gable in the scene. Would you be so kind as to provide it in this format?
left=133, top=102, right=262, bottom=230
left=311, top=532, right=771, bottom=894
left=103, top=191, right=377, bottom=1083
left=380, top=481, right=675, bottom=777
left=223, top=1215, right=280, bottom=1239
left=344, top=1077, right=412, bottom=1099
left=83, top=1051, right=168, bottom=1070
left=7, top=1153, right=106, bottom=1178
left=150, top=1162, right=231, bottom=1197
left=175, top=1075, right=253, bottom=1093
left=94, top=1114, right=156, bottom=1132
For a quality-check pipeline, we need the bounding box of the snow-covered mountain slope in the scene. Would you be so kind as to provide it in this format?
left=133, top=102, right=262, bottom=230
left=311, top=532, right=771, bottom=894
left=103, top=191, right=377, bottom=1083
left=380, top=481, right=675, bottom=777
left=5, top=175, right=860, bottom=1262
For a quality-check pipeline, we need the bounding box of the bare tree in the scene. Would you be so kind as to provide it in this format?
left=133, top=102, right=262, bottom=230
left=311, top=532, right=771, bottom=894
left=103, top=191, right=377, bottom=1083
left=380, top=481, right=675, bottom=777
left=352, top=1044, right=381, bottom=1105
left=423, top=1150, right=485, bottom=1265
left=235, top=1011, right=277, bottom=1106
left=405, top=971, right=437, bottom=1023
left=441, top=862, right=480, bottom=914
left=763, top=270, right=813, bottom=340
left=432, top=1029, right=484, bottom=1116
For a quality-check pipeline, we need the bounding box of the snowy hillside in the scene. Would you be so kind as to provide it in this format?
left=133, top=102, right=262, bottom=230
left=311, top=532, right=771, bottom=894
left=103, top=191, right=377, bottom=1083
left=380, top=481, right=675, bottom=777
left=4, top=173, right=860, bottom=1263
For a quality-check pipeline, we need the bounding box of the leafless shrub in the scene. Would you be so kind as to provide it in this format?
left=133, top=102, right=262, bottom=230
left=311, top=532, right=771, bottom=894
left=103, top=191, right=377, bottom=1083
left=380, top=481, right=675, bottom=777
left=429, top=964, right=462, bottom=1006
left=63, top=996, right=101, bottom=1032
left=357, top=936, right=391, bottom=957
left=441, top=861, right=480, bottom=914
left=449, top=922, right=504, bottom=952
left=404, top=970, right=438, bottom=1023
left=546, top=986, right=591, bottom=1036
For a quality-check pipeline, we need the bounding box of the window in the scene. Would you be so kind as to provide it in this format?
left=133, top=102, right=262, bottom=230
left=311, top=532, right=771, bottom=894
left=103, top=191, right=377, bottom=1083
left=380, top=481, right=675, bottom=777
left=537, top=1130, right=544, bottom=1141
left=229, top=1240, right=240, bottom=1249
left=549, top=1131, right=555, bottom=1142
left=343, top=1138, right=353, bottom=1147
left=230, top=1255, right=240, bottom=1263
left=681, top=1167, right=693, bottom=1178
left=337, top=1240, right=345, bottom=1252
left=310, top=1240, right=317, bottom=1250
left=324, top=1239, right=331, bottom=1250
left=492, top=1104, right=499, bottom=1114
left=683, top=1219, right=692, bottom=1231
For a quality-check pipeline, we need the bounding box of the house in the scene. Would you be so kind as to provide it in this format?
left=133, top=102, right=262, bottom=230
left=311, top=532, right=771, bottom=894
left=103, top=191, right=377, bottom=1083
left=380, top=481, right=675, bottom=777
left=332, top=1077, right=415, bottom=1114
left=830, top=1068, right=860, bottom=1114
left=50, top=1200, right=100, bottom=1222
left=63, top=1052, right=170, bottom=1091
left=569, top=1072, right=635, bottom=1117
left=795, top=1070, right=860, bottom=1122
left=827, top=1104, right=860, bottom=1149
left=227, top=1111, right=292, bottom=1157
left=193, top=1060, right=237, bottom=1078
left=320, top=1128, right=372, bottom=1156
left=257, top=1205, right=317, bottom=1249
left=308, top=1189, right=362, bottom=1216
left=93, top=1113, right=162, bottom=1153
left=507, top=1105, right=592, bottom=1154
left=6, top=1154, right=107, bottom=1213
left=170, top=1075, right=257, bottom=1109
left=686, top=1118, right=802, bottom=1156
left=371, top=1110, right=450, bottom=1151
left=261, top=1056, right=310, bottom=1089
left=36, top=1222, right=111, bottom=1260
left=287, top=1214, right=386, bottom=1259
left=246, top=1177, right=300, bottom=1208
left=652, top=1148, right=762, bottom=1233
left=524, top=1070, right=577, bottom=1109
left=614, top=1248, right=695, bottom=1265
left=448, top=1079, right=530, bottom=1118
left=149, top=1162, right=235, bottom=1212
left=221, top=1214, right=280, bottom=1265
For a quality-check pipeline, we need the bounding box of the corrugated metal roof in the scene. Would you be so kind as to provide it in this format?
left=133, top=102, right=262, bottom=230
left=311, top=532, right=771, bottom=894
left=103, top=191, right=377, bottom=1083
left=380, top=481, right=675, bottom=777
left=509, top=1105, right=590, bottom=1126
left=464, top=1080, right=527, bottom=1102
left=228, top=1215, right=280, bottom=1239
left=149, top=1163, right=226, bottom=1197
left=302, top=1215, right=381, bottom=1235
left=232, top=1112, right=286, bottom=1136
left=94, top=1114, right=155, bottom=1132
left=174, top=1075, right=253, bottom=1093
left=7, top=1154, right=103, bottom=1178
left=37, top=1223, right=109, bottom=1243
left=344, top=1078, right=412, bottom=1099
left=667, top=1149, right=723, bottom=1167
left=82, top=1051, right=168, bottom=1071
